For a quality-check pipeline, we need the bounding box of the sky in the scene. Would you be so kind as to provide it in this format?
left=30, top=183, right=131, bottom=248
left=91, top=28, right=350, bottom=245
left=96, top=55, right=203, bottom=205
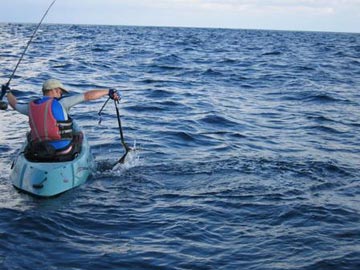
left=1, top=0, right=359, bottom=33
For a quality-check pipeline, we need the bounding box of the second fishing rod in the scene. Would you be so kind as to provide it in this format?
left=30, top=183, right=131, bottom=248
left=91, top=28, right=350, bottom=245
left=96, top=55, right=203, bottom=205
left=0, top=0, right=57, bottom=110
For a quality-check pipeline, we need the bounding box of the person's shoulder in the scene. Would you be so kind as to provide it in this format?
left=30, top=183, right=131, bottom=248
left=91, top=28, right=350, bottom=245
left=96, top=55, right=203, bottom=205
left=58, top=95, right=74, bottom=102
left=33, top=96, right=52, bottom=104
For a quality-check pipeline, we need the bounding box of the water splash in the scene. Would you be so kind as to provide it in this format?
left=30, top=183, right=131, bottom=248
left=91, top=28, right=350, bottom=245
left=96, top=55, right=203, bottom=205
left=94, top=140, right=141, bottom=175
left=113, top=140, right=141, bottom=172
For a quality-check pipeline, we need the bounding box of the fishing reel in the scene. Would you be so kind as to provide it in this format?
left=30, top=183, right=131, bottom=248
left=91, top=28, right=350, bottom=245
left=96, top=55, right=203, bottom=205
left=0, top=101, right=7, bottom=110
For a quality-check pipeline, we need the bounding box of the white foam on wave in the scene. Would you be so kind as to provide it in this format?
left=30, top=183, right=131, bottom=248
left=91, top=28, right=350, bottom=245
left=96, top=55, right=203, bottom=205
left=112, top=140, right=141, bottom=173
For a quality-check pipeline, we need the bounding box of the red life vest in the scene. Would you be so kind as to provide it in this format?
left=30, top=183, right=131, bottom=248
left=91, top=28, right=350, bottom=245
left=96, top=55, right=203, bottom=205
left=28, top=98, right=73, bottom=142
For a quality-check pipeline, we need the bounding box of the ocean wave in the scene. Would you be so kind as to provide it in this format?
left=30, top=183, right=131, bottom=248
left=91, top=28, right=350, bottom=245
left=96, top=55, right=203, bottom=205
left=261, top=51, right=282, bottom=56
left=1, top=24, right=359, bottom=270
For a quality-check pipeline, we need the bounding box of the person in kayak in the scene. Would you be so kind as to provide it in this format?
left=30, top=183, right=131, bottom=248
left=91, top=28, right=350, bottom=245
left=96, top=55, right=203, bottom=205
left=6, top=79, right=119, bottom=156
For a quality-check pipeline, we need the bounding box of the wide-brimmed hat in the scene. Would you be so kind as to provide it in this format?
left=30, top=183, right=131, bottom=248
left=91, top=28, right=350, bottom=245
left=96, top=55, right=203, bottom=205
left=42, top=79, right=69, bottom=93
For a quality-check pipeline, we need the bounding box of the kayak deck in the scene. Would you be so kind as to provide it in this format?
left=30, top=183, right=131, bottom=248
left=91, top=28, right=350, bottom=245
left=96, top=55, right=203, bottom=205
left=10, top=131, right=93, bottom=197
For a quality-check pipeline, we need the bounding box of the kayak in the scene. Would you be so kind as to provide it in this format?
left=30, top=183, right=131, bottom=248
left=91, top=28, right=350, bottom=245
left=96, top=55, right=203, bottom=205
left=10, top=123, right=94, bottom=197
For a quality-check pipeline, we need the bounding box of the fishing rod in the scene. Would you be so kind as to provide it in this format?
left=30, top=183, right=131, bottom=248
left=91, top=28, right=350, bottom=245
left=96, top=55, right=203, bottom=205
left=0, top=0, right=57, bottom=110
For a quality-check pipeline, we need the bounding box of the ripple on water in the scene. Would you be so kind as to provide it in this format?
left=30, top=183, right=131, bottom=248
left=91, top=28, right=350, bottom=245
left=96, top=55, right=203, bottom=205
left=0, top=24, right=359, bottom=270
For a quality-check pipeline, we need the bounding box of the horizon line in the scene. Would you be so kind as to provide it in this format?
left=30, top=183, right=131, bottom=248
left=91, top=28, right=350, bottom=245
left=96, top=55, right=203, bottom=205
left=0, top=21, right=359, bottom=35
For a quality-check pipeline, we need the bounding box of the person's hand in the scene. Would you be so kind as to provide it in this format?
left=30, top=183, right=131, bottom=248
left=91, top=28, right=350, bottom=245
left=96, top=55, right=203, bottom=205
left=109, top=88, right=120, bottom=101
left=1, top=84, right=10, bottom=100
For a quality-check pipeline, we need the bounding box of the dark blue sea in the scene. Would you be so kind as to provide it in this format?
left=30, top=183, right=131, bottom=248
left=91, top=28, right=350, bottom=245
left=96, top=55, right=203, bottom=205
left=0, top=23, right=359, bottom=270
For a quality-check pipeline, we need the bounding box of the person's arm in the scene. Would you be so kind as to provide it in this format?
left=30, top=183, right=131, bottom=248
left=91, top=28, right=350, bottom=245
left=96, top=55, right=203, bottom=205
left=60, top=89, right=119, bottom=112
left=6, top=91, right=29, bottom=115
left=7, top=91, right=17, bottom=110
left=84, top=89, right=120, bottom=101
left=84, top=89, right=110, bottom=101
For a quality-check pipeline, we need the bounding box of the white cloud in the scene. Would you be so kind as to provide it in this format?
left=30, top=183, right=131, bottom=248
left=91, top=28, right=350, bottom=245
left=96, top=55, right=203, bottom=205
left=1, top=0, right=359, bottom=32
left=165, top=0, right=356, bottom=14
left=58, top=0, right=358, bottom=13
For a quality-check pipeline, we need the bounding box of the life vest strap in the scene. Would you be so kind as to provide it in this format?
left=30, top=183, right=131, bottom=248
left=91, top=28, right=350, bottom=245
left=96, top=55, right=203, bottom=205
left=57, top=119, right=73, bottom=139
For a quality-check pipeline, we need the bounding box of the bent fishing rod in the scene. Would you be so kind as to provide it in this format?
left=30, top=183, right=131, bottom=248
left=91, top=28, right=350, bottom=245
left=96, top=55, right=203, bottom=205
left=0, top=0, right=57, bottom=110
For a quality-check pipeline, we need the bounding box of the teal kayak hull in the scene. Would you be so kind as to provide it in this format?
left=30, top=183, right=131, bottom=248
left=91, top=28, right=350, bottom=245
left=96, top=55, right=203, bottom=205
left=10, top=129, right=93, bottom=197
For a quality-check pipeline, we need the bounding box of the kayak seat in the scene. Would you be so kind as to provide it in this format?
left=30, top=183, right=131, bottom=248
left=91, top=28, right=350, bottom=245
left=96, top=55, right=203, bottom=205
left=24, top=132, right=84, bottom=162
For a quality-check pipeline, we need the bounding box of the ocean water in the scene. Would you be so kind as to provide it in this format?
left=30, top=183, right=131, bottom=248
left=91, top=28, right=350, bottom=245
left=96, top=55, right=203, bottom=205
left=0, top=23, right=359, bottom=269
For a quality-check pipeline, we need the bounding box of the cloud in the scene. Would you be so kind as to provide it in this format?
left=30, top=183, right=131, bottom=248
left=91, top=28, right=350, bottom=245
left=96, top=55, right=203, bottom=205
left=54, top=0, right=356, bottom=14
left=162, top=0, right=355, bottom=15
left=1, top=0, right=359, bottom=32
left=99, top=0, right=359, bottom=20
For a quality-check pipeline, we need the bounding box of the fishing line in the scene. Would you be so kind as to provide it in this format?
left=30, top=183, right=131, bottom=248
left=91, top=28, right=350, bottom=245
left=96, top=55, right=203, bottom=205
left=7, top=0, right=57, bottom=87
left=1, top=0, right=57, bottom=109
